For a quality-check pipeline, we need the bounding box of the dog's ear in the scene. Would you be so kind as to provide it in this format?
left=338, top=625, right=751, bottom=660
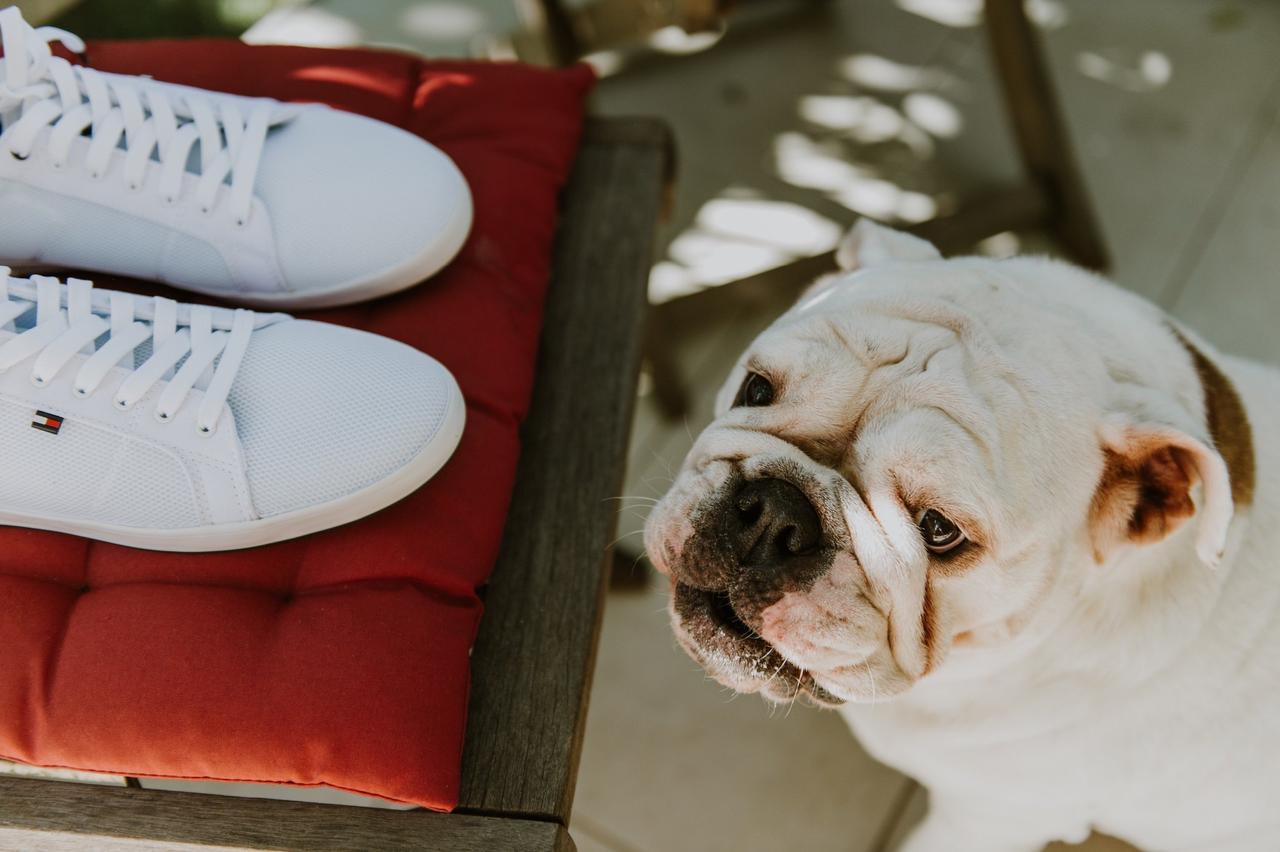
left=835, top=218, right=941, bottom=271
left=1089, top=421, right=1233, bottom=568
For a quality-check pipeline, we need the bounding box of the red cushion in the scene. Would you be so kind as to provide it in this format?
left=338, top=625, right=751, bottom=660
left=0, top=41, right=594, bottom=810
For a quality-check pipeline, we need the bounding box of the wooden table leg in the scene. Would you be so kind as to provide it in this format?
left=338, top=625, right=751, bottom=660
left=984, top=0, right=1109, bottom=271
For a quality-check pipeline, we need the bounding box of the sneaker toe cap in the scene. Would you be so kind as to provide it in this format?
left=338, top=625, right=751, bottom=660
left=255, top=106, right=472, bottom=298
left=227, top=320, right=463, bottom=519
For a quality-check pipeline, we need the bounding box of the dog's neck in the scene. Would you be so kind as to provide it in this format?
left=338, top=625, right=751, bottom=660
left=897, top=530, right=1233, bottom=729
left=936, top=528, right=1220, bottom=668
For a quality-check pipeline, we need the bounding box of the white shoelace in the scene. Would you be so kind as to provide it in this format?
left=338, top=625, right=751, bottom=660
left=0, top=6, right=287, bottom=224
left=0, top=271, right=268, bottom=435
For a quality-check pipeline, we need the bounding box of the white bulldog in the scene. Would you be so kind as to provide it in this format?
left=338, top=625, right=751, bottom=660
left=644, top=220, right=1278, bottom=852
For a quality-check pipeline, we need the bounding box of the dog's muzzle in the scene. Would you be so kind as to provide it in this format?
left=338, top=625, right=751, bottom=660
left=664, top=474, right=845, bottom=706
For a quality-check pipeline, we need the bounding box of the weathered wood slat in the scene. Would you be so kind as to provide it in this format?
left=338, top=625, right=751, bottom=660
left=0, top=777, right=574, bottom=852
left=984, top=0, right=1108, bottom=270
left=458, top=117, right=670, bottom=820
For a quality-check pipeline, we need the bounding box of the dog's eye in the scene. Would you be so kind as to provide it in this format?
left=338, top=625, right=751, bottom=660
left=734, top=372, right=774, bottom=408
left=918, top=509, right=965, bottom=554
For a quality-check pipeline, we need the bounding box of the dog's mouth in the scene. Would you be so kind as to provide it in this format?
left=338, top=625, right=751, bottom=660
left=673, top=582, right=844, bottom=707
left=708, top=587, right=752, bottom=637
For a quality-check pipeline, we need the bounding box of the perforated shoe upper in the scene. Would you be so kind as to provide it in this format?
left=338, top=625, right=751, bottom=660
left=253, top=105, right=472, bottom=301
left=0, top=271, right=464, bottom=549
left=227, top=319, right=461, bottom=519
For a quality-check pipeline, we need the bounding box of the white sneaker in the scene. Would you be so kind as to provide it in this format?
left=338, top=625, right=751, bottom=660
left=0, top=270, right=465, bottom=551
left=0, top=6, right=472, bottom=309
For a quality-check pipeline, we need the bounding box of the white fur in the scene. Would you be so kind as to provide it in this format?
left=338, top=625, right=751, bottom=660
left=646, top=221, right=1280, bottom=851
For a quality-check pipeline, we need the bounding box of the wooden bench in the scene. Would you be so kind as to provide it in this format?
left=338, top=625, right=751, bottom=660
left=0, top=115, right=672, bottom=852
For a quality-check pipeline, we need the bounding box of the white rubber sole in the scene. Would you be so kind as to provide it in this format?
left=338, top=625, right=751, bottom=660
left=0, top=378, right=467, bottom=552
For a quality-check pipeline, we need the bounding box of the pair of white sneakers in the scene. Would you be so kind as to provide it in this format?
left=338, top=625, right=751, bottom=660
left=0, top=7, right=471, bottom=551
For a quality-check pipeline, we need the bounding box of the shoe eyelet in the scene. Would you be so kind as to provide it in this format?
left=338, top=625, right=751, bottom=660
left=113, top=397, right=132, bottom=411
left=196, top=424, right=215, bottom=437
left=234, top=216, right=248, bottom=229
left=73, top=386, right=89, bottom=398
left=199, top=205, right=212, bottom=216
left=50, top=160, right=64, bottom=171
left=127, top=180, right=142, bottom=192
left=30, top=373, right=46, bottom=387
left=154, top=410, right=171, bottom=423
left=162, top=194, right=179, bottom=206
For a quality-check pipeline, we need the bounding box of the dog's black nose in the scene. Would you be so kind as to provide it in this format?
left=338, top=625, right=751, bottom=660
left=731, top=478, right=822, bottom=568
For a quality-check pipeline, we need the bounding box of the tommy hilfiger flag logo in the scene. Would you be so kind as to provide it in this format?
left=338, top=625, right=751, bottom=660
left=32, top=411, right=64, bottom=435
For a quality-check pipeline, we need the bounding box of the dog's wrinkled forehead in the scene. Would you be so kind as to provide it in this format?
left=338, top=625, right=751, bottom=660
left=697, top=248, right=1096, bottom=538
left=714, top=261, right=1031, bottom=443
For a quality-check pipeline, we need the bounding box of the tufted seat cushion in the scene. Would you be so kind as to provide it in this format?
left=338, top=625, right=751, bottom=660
left=0, top=39, right=595, bottom=810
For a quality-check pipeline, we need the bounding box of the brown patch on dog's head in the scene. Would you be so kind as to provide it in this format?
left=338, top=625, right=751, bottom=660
left=1089, top=329, right=1249, bottom=567
left=1173, top=329, right=1255, bottom=509
left=1090, top=443, right=1197, bottom=561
